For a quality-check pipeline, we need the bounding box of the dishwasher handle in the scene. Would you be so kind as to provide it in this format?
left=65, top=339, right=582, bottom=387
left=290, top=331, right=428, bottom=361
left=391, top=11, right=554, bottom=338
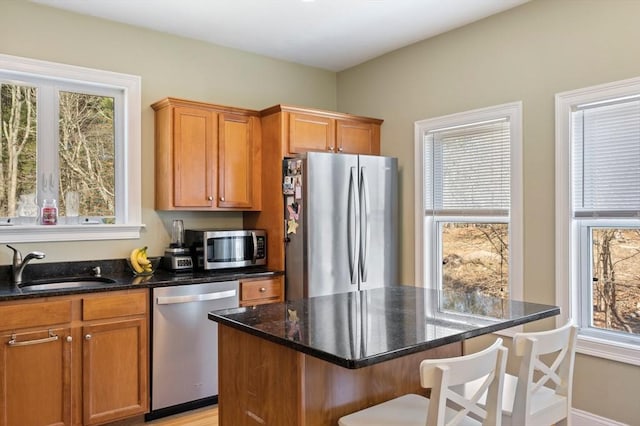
left=156, top=289, right=237, bottom=305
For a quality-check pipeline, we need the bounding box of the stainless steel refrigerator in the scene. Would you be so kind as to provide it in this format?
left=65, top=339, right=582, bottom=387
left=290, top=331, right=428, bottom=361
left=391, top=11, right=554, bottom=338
left=283, top=152, right=398, bottom=299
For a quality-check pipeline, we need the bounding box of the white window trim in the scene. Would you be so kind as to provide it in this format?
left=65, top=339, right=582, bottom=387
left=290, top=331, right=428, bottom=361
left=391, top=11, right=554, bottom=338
left=414, top=102, right=523, bottom=337
left=555, top=77, right=640, bottom=366
left=0, top=54, right=143, bottom=242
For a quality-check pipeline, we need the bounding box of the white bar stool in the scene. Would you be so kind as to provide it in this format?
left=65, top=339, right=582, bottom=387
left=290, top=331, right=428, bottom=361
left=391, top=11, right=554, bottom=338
left=337, top=338, right=508, bottom=426
left=461, top=322, right=578, bottom=426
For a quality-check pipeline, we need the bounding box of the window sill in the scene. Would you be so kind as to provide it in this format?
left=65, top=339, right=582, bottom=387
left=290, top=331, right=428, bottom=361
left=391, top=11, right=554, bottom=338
left=577, top=334, right=640, bottom=366
left=0, top=224, right=145, bottom=243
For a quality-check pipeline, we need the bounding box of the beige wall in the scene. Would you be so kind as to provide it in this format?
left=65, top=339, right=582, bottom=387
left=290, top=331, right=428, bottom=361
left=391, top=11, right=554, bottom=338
left=0, top=1, right=336, bottom=265
left=337, top=0, right=640, bottom=423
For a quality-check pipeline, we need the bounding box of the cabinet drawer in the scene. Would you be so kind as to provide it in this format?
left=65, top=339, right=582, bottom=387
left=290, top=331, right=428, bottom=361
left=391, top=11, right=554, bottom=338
left=241, top=278, right=282, bottom=303
left=82, top=290, right=147, bottom=321
left=0, top=299, right=72, bottom=331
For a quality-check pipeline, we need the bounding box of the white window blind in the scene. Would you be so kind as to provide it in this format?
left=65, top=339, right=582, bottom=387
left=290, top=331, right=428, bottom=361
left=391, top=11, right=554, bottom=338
left=424, top=118, right=511, bottom=216
left=572, top=97, right=640, bottom=217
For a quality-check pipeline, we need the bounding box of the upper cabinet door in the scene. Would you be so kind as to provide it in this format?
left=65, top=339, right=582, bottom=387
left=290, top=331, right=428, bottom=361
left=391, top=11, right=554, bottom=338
left=172, top=106, right=217, bottom=208
left=336, top=120, right=381, bottom=155
left=218, top=113, right=261, bottom=210
left=288, top=113, right=336, bottom=155
left=153, top=98, right=262, bottom=211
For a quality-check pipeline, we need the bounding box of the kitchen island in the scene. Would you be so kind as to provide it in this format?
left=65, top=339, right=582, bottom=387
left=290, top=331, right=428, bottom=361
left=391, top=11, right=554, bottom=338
left=208, top=285, right=559, bottom=426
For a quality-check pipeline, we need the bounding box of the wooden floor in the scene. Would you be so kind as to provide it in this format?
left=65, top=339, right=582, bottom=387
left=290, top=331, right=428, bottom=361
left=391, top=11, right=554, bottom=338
left=123, top=406, right=219, bottom=426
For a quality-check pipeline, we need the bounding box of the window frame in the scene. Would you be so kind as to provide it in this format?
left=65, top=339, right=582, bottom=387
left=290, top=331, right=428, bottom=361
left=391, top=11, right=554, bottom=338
left=0, top=53, right=143, bottom=243
left=414, top=102, right=523, bottom=335
left=555, top=77, right=640, bottom=366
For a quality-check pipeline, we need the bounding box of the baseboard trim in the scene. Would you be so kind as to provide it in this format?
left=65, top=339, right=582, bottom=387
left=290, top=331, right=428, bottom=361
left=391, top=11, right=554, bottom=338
left=572, top=408, right=629, bottom=426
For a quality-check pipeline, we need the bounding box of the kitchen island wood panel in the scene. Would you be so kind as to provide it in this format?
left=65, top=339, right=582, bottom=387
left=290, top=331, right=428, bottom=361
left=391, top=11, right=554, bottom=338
left=219, top=325, right=460, bottom=426
left=219, top=325, right=301, bottom=425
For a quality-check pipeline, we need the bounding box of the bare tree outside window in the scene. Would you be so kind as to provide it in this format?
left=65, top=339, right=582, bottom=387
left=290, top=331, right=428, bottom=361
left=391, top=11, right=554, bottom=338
left=0, top=84, right=115, bottom=221
left=441, top=222, right=509, bottom=316
left=58, top=92, right=115, bottom=217
left=591, top=229, right=640, bottom=335
left=0, top=84, right=37, bottom=218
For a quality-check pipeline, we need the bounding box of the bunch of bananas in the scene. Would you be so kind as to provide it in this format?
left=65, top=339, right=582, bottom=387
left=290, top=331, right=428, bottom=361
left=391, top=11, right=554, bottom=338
left=129, top=246, right=153, bottom=274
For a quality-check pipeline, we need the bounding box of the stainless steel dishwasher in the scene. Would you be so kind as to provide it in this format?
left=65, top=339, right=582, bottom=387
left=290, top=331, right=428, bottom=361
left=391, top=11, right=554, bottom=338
left=147, top=280, right=239, bottom=420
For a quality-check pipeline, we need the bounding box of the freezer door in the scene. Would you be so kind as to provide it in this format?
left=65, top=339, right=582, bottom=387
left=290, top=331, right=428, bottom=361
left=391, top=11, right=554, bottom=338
left=358, top=155, right=398, bottom=290
left=306, top=152, right=360, bottom=297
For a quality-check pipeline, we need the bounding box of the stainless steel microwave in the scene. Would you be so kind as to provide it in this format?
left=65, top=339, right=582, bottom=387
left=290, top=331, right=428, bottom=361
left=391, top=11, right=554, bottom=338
left=185, top=229, right=266, bottom=270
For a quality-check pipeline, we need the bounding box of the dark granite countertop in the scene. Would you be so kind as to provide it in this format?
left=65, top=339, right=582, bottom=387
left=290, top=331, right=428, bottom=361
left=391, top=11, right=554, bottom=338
left=0, top=258, right=282, bottom=301
left=208, top=286, right=559, bottom=369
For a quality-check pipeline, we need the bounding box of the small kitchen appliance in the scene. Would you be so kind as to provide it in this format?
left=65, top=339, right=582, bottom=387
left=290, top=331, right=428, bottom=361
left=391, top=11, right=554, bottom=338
left=162, top=219, right=193, bottom=272
left=185, top=229, right=266, bottom=270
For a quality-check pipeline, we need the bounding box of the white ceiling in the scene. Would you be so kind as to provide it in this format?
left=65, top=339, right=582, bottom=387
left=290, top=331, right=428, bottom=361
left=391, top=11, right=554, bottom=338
left=33, top=0, right=529, bottom=71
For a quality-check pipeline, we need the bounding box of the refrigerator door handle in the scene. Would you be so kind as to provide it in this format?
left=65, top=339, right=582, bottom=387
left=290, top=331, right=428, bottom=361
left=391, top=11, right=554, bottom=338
left=347, top=166, right=360, bottom=285
left=359, top=167, right=371, bottom=283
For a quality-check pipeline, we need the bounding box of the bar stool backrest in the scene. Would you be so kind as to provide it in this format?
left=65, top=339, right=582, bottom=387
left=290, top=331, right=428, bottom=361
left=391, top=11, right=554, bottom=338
left=421, top=338, right=508, bottom=426
left=338, top=338, right=508, bottom=426
left=510, top=323, right=578, bottom=425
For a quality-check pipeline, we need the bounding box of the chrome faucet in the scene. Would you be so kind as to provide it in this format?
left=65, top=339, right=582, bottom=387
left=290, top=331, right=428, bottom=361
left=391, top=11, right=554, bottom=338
left=6, top=245, right=46, bottom=286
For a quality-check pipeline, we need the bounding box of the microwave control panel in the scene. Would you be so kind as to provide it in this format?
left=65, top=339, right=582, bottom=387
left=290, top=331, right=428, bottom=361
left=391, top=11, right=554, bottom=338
left=256, top=236, right=266, bottom=259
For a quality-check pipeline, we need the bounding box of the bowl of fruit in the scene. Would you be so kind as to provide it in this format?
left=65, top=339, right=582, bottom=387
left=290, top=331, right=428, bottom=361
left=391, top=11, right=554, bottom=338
left=127, top=247, right=160, bottom=276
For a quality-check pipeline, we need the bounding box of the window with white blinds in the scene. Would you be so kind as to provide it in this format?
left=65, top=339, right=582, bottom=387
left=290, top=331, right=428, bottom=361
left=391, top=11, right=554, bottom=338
left=424, top=118, right=511, bottom=217
left=415, top=102, right=522, bottom=325
left=556, top=77, right=640, bottom=363
left=572, top=97, right=640, bottom=217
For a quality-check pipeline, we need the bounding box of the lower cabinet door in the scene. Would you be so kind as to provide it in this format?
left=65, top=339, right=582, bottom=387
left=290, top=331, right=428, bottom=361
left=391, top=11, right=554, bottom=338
left=0, top=327, right=72, bottom=426
left=82, top=318, right=148, bottom=425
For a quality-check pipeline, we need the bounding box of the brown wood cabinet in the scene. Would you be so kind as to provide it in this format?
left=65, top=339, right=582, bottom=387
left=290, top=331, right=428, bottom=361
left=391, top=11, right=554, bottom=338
left=0, top=299, right=73, bottom=426
left=218, top=112, right=262, bottom=209
left=0, top=290, right=149, bottom=426
left=152, top=97, right=262, bottom=211
left=262, top=105, right=382, bottom=157
left=240, top=276, right=283, bottom=307
left=244, top=105, right=383, bottom=273
left=336, top=119, right=380, bottom=155
left=0, top=325, right=72, bottom=426
left=288, top=112, right=336, bottom=154
left=80, top=291, right=148, bottom=425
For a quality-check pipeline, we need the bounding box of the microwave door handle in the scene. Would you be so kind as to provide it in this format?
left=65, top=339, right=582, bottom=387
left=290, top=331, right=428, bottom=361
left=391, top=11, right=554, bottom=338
left=251, top=231, right=258, bottom=264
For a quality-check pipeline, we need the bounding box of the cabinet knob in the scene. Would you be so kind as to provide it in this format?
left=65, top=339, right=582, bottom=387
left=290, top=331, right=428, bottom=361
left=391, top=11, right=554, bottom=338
left=220, top=197, right=225, bottom=202
left=66, top=336, right=73, bottom=342
left=207, top=196, right=213, bottom=201
left=259, top=287, right=267, bottom=293
left=338, top=147, right=344, bottom=152
left=85, top=334, right=92, bottom=340
left=328, top=146, right=334, bottom=152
